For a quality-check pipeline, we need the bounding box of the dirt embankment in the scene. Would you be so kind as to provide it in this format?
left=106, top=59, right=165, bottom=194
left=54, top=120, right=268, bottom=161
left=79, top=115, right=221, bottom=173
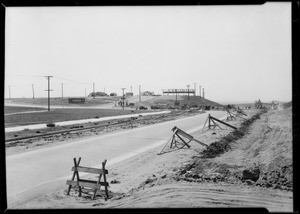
left=176, top=109, right=293, bottom=191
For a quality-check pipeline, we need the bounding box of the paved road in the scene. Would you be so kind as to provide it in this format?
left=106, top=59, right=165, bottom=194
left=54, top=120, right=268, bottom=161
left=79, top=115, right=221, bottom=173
left=6, top=111, right=227, bottom=207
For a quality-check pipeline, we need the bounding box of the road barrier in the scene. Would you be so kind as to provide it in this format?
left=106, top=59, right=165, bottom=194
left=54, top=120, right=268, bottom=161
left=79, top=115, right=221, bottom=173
left=158, top=126, right=207, bottom=155
left=202, top=114, right=237, bottom=133
left=66, top=157, right=109, bottom=200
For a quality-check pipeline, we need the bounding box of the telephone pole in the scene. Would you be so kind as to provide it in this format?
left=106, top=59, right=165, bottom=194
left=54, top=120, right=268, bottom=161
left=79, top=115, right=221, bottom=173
left=139, top=85, right=141, bottom=102
left=187, top=85, right=190, bottom=100
left=44, top=76, right=53, bottom=111
left=121, top=88, right=126, bottom=110
left=93, top=83, right=95, bottom=99
left=61, top=83, right=64, bottom=98
left=9, top=85, right=11, bottom=99
left=194, top=82, right=196, bottom=96
left=199, top=86, right=201, bottom=97
left=32, top=84, right=35, bottom=99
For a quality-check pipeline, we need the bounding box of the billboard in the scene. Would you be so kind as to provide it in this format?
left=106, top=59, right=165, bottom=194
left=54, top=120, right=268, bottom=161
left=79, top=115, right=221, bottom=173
left=68, top=98, right=86, bottom=104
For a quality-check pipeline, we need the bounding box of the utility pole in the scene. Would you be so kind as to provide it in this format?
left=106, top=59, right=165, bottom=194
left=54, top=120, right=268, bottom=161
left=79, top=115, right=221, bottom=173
left=8, top=85, right=11, bottom=99
left=44, top=76, right=53, bottom=111
left=203, top=88, right=205, bottom=99
left=85, top=89, right=86, bottom=97
left=131, top=86, right=132, bottom=93
left=121, top=88, right=126, bottom=110
left=32, top=84, right=35, bottom=99
left=139, top=85, right=141, bottom=102
left=194, top=82, right=196, bottom=96
left=199, top=86, right=201, bottom=97
left=93, top=83, right=95, bottom=99
left=187, top=85, right=190, bottom=100
left=61, top=83, right=64, bottom=98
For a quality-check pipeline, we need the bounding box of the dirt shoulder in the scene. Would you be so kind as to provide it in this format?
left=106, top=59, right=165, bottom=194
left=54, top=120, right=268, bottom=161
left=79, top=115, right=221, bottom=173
left=17, top=109, right=293, bottom=212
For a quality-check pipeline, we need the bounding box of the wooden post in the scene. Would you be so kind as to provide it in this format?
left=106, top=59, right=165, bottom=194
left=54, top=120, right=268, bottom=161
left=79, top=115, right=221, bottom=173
left=102, top=160, right=109, bottom=200
left=67, top=157, right=81, bottom=195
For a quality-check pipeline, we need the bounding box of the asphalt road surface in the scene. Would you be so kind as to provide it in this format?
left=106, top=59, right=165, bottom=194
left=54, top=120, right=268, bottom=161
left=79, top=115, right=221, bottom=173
left=6, top=111, right=227, bottom=208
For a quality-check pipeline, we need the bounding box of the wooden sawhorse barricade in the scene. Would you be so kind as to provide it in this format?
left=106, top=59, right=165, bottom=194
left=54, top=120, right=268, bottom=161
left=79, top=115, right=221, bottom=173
left=225, top=107, right=247, bottom=121
left=66, top=157, right=109, bottom=200
left=158, top=126, right=208, bottom=155
left=202, top=114, right=237, bottom=132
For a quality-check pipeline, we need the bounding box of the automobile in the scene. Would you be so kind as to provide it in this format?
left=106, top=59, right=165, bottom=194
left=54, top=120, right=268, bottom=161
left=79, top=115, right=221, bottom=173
left=150, top=105, right=160, bottom=109
left=138, top=106, right=148, bottom=110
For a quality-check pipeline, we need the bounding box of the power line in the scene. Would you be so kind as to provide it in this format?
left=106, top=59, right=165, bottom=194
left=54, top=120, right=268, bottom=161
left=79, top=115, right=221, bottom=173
left=54, top=76, right=90, bottom=85
left=6, top=74, right=44, bottom=78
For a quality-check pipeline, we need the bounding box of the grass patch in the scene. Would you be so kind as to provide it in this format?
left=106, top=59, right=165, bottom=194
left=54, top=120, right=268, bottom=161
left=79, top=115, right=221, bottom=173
left=5, top=108, right=146, bottom=127
left=5, top=106, right=46, bottom=114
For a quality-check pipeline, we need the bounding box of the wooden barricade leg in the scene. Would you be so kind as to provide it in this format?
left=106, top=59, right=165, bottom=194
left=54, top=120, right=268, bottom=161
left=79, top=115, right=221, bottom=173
left=67, top=157, right=81, bottom=195
left=92, top=159, right=109, bottom=200
left=211, top=119, right=222, bottom=130
left=157, top=133, right=175, bottom=155
left=201, top=115, right=209, bottom=133
left=169, top=134, right=176, bottom=148
left=75, top=158, right=82, bottom=197
left=102, top=160, right=109, bottom=200
left=175, top=132, right=191, bottom=149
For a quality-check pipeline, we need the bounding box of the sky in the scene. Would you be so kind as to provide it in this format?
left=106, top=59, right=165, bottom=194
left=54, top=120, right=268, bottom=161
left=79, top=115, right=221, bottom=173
left=5, top=3, right=291, bottom=103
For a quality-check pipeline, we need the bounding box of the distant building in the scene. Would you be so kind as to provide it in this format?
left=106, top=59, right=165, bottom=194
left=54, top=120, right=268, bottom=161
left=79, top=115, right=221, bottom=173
left=142, top=91, right=154, bottom=96
left=126, top=92, right=134, bottom=97
left=88, top=92, right=108, bottom=97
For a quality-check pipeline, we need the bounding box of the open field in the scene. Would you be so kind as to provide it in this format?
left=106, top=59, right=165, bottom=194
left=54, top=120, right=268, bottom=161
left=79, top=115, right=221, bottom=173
left=4, top=106, right=46, bottom=114
left=11, top=108, right=293, bottom=211
left=5, top=97, right=122, bottom=107
left=4, top=107, right=148, bottom=128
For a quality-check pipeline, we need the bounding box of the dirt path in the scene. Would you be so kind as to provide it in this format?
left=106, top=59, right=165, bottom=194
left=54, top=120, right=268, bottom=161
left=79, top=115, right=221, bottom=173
left=14, top=109, right=293, bottom=212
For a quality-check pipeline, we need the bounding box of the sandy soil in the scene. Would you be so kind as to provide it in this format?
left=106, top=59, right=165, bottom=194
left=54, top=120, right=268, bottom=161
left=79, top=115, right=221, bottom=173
left=15, top=108, right=293, bottom=212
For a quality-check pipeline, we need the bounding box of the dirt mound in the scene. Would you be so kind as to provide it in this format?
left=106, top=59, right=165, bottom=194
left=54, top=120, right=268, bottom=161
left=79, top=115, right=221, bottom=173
left=174, top=109, right=292, bottom=191
left=283, top=101, right=292, bottom=109
left=200, top=110, right=266, bottom=158
left=141, top=95, right=223, bottom=108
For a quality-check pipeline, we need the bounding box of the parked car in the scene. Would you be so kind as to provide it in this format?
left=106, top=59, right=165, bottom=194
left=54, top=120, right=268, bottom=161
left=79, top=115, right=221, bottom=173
left=138, top=106, right=148, bottom=110
left=150, top=105, right=160, bottom=109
